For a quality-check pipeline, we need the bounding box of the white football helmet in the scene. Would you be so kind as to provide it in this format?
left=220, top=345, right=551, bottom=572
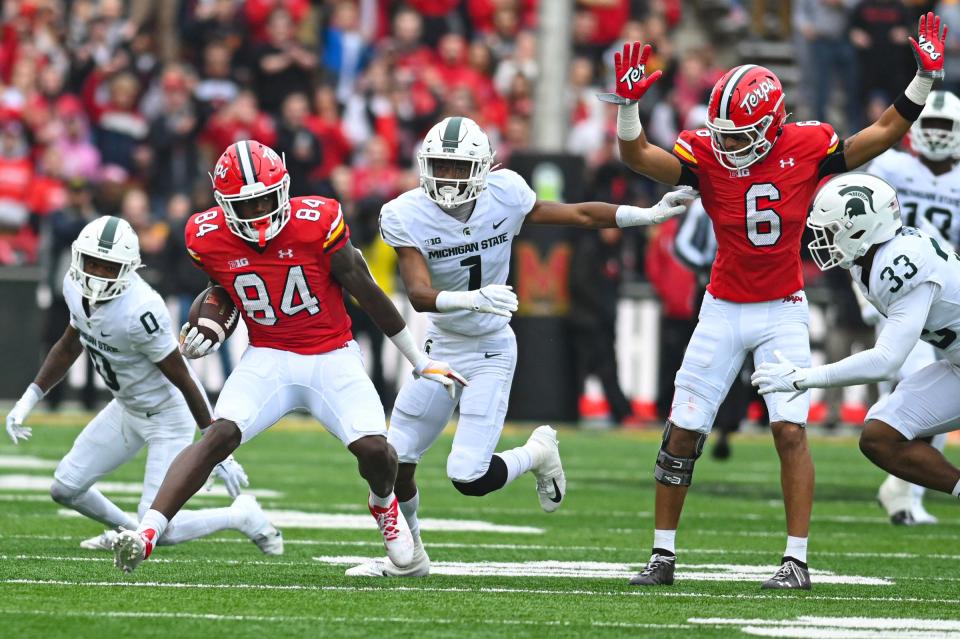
left=417, top=116, right=494, bottom=209
left=70, top=216, right=142, bottom=303
left=911, top=90, right=960, bottom=161
left=807, top=173, right=902, bottom=271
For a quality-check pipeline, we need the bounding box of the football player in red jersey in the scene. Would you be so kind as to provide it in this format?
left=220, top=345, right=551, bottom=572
left=112, top=140, right=467, bottom=574
left=599, top=13, right=948, bottom=589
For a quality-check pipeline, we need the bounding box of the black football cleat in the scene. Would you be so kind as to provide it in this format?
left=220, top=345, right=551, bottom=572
left=761, top=557, right=811, bottom=590
left=629, top=552, right=676, bottom=586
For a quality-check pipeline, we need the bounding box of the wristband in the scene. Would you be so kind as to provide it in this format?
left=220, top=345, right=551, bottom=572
left=894, top=93, right=925, bottom=122
left=388, top=326, right=430, bottom=369
left=904, top=73, right=934, bottom=106
left=617, top=102, right=642, bottom=141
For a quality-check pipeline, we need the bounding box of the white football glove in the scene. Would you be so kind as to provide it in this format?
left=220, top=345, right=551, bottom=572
left=616, top=188, right=698, bottom=227
left=751, top=350, right=807, bottom=400
left=414, top=358, right=468, bottom=399
left=205, top=455, right=249, bottom=498
left=436, top=285, right=518, bottom=318
left=179, top=322, right=221, bottom=359
left=5, top=384, right=42, bottom=445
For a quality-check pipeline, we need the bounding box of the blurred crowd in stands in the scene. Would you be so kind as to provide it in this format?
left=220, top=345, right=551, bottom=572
left=0, top=0, right=950, bottom=426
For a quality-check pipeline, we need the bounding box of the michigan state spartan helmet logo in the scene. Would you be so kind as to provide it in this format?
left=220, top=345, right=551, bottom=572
left=838, top=185, right=875, bottom=218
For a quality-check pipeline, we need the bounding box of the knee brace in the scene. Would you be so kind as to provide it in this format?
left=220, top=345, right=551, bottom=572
left=654, top=422, right=706, bottom=487
left=50, top=479, right=82, bottom=506
left=451, top=455, right=508, bottom=497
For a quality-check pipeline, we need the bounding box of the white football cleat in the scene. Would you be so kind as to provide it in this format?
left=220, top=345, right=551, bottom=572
left=345, top=538, right=431, bottom=577
left=80, top=529, right=119, bottom=551
left=232, top=494, right=284, bottom=555
left=910, top=501, right=939, bottom=525
left=112, top=528, right=156, bottom=574
left=369, top=496, right=414, bottom=567
left=525, top=425, right=566, bottom=513
left=878, top=475, right=915, bottom=525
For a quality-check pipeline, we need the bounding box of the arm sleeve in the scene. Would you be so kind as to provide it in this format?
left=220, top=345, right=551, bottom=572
left=128, top=300, right=179, bottom=364
left=801, top=282, right=939, bottom=388
left=378, top=203, right=417, bottom=249
left=817, top=123, right=847, bottom=178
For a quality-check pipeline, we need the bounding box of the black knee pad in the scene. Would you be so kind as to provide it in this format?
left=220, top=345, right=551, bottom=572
left=451, top=455, right=508, bottom=497
left=654, top=422, right=706, bottom=487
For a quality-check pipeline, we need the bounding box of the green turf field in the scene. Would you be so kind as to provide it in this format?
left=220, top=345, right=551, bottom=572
left=1, top=416, right=958, bottom=638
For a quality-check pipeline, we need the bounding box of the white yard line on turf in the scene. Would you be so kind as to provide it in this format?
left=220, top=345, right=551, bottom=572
left=0, top=475, right=281, bottom=498
left=690, top=617, right=960, bottom=639
left=4, top=535, right=960, bottom=561
left=6, top=580, right=960, bottom=605
left=0, top=608, right=691, bottom=630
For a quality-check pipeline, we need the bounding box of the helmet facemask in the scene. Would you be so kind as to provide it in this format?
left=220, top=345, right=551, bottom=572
left=215, top=174, right=291, bottom=247
left=70, top=248, right=140, bottom=303
left=911, top=115, right=960, bottom=162
left=707, top=114, right=776, bottom=170
left=418, top=154, right=491, bottom=209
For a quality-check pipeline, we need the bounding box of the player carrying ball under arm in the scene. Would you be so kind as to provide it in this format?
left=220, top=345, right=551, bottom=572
left=112, top=140, right=466, bottom=573
left=599, top=12, right=948, bottom=589
left=347, top=115, right=694, bottom=578
left=753, top=173, right=960, bottom=507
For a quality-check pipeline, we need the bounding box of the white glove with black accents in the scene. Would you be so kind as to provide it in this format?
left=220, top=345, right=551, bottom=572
left=179, top=322, right=221, bottom=359
left=414, top=358, right=468, bottom=400
left=205, top=455, right=249, bottom=497
left=751, top=351, right=807, bottom=400
left=6, top=384, right=42, bottom=445
left=436, top=285, right=519, bottom=318
left=616, top=188, right=698, bottom=227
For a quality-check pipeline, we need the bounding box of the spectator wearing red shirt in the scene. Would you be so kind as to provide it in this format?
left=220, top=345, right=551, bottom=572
left=351, top=135, right=404, bottom=202
left=386, top=6, right=438, bottom=81
left=307, top=85, right=353, bottom=189
left=244, top=0, right=309, bottom=44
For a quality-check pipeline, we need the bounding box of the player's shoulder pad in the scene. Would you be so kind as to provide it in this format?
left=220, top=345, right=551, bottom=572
left=875, top=229, right=945, bottom=299
left=787, top=120, right=840, bottom=157
left=124, top=278, right=171, bottom=336
left=673, top=128, right=711, bottom=167
left=485, top=168, right=535, bottom=210
left=185, top=206, right=225, bottom=264
left=378, top=196, right=415, bottom=248
left=291, top=196, right=349, bottom=253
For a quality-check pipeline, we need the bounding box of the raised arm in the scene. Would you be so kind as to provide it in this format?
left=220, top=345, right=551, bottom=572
left=843, top=12, right=947, bottom=170
left=597, top=42, right=683, bottom=185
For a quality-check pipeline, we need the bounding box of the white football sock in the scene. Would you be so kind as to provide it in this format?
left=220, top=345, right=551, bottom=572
left=369, top=490, right=395, bottom=509
left=57, top=485, right=138, bottom=530
left=653, top=529, right=676, bottom=554
left=911, top=482, right=927, bottom=501
left=399, top=492, right=420, bottom=541
left=952, top=479, right=960, bottom=498
left=159, top=508, right=238, bottom=545
left=497, top=448, right=534, bottom=484
left=785, top=535, right=808, bottom=564
left=138, top=509, right=169, bottom=538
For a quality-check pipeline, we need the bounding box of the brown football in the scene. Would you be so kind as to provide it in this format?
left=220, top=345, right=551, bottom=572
left=187, top=285, right=240, bottom=345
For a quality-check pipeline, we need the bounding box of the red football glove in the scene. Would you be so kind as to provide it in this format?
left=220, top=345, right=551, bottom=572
left=910, top=11, right=947, bottom=80
left=597, top=42, right=663, bottom=105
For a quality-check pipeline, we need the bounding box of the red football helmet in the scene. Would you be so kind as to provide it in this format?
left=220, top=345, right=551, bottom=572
left=706, top=64, right=787, bottom=170
left=210, top=140, right=291, bottom=246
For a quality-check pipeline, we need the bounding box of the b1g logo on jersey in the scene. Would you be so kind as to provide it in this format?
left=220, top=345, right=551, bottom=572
left=839, top=185, right=875, bottom=218
left=739, top=79, right=777, bottom=116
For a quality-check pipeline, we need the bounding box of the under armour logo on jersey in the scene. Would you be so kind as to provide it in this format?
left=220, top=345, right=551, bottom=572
left=779, top=158, right=795, bottom=168
left=278, top=248, right=294, bottom=259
